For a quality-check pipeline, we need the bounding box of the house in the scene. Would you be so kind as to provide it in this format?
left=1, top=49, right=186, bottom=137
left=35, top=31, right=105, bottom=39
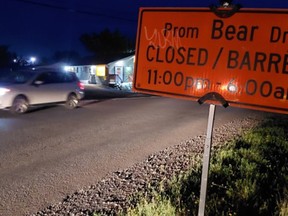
left=106, top=55, right=135, bottom=90
left=67, top=55, right=135, bottom=90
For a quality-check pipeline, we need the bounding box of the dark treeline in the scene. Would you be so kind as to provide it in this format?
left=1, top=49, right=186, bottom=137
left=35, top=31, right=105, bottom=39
left=1, top=28, right=135, bottom=71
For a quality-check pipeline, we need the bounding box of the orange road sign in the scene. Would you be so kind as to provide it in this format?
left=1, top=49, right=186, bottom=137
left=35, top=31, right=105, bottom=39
left=133, top=8, right=288, bottom=114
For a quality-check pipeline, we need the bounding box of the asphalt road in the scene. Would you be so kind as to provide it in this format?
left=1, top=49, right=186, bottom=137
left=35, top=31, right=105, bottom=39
left=0, top=90, right=268, bottom=216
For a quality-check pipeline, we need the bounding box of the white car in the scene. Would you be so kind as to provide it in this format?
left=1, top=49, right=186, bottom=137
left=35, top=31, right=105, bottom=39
left=0, top=69, right=84, bottom=114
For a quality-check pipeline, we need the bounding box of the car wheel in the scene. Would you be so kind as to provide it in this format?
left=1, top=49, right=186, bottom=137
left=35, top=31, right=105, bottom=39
left=11, top=96, right=29, bottom=114
left=66, top=94, right=79, bottom=109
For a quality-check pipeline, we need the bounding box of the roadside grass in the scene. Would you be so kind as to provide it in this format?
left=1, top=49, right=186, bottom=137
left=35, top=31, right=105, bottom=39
left=122, top=116, right=288, bottom=216
left=279, top=190, right=288, bottom=216
left=125, top=193, right=176, bottom=216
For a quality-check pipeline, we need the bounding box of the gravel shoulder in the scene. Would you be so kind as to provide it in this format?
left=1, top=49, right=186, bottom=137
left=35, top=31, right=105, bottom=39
left=30, top=115, right=266, bottom=216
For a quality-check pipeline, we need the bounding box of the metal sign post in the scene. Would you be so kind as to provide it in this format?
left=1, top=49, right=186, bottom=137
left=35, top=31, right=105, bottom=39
left=198, top=3, right=236, bottom=215
left=198, top=104, right=216, bottom=216
left=197, top=92, right=228, bottom=215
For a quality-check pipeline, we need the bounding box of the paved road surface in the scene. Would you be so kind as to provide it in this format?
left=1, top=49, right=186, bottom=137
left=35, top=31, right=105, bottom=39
left=0, top=94, right=267, bottom=216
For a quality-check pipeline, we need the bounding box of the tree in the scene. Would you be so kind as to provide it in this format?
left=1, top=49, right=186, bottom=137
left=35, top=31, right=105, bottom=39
left=52, top=50, right=81, bottom=64
left=80, top=29, right=135, bottom=62
left=0, top=45, right=13, bottom=68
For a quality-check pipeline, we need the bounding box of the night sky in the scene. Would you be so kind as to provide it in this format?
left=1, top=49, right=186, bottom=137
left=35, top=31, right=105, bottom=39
left=1, top=0, right=288, bottom=59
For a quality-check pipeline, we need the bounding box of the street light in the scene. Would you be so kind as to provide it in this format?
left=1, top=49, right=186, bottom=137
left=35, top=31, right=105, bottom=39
left=30, top=57, right=36, bottom=65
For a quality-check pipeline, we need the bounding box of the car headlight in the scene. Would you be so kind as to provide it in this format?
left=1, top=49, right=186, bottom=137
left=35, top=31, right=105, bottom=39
left=0, top=87, right=11, bottom=96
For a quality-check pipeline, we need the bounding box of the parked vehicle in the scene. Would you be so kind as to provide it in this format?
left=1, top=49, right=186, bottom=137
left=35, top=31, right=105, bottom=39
left=0, top=69, right=84, bottom=114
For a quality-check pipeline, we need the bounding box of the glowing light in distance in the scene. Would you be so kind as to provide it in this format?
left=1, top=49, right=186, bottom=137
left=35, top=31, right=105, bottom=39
left=64, top=66, right=73, bottom=72
left=30, top=57, right=36, bottom=64
left=96, top=65, right=106, bottom=76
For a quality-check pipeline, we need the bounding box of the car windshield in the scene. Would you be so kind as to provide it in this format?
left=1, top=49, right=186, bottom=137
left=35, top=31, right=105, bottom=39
left=0, top=71, right=37, bottom=84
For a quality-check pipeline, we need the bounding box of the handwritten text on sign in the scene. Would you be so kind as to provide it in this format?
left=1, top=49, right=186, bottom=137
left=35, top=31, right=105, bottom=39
left=133, top=8, right=288, bottom=114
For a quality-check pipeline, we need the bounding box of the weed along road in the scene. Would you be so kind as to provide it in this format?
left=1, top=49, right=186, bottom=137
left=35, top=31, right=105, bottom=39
left=0, top=96, right=268, bottom=216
